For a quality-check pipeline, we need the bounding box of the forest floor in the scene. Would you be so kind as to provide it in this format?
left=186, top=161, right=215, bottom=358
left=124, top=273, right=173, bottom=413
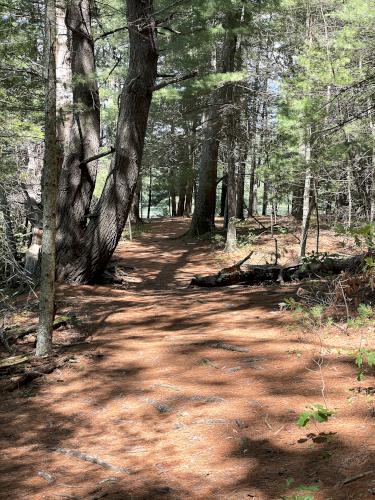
left=1, top=218, right=374, bottom=500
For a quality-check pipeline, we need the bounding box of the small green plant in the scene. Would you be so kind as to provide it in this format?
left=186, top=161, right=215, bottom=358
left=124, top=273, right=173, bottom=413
left=299, top=251, right=333, bottom=271
left=280, top=297, right=302, bottom=312
left=237, top=230, right=257, bottom=248
left=211, top=233, right=225, bottom=246
left=347, top=303, right=374, bottom=329
left=281, top=477, right=321, bottom=500
left=297, top=404, right=334, bottom=427
left=355, top=349, right=375, bottom=381
left=336, top=223, right=375, bottom=248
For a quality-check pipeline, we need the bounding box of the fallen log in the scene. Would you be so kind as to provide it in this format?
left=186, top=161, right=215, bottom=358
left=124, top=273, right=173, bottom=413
left=0, top=355, right=29, bottom=368
left=2, top=362, right=57, bottom=391
left=191, top=253, right=367, bottom=288
left=0, top=315, right=70, bottom=350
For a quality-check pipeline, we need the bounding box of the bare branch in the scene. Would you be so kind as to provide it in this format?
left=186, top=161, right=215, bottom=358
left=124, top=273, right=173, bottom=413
left=79, top=147, right=115, bottom=168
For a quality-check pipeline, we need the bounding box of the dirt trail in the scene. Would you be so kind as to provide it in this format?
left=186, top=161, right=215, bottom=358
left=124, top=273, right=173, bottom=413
left=1, top=218, right=374, bottom=499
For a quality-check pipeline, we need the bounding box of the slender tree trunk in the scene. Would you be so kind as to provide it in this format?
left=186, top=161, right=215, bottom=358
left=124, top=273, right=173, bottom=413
left=262, top=179, right=268, bottom=216
left=57, top=0, right=158, bottom=283
left=131, top=178, right=142, bottom=223
left=147, top=165, right=152, bottom=219
left=253, top=179, right=259, bottom=214
left=177, top=174, right=186, bottom=216
left=223, top=11, right=239, bottom=252
left=369, top=103, right=375, bottom=221
left=300, top=133, right=312, bottom=258
left=236, top=151, right=246, bottom=219
left=171, top=192, right=177, bottom=217
left=347, top=160, right=352, bottom=228
left=36, top=0, right=57, bottom=357
left=0, top=187, right=18, bottom=260
left=184, top=126, right=195, bottom=217
left=56, top=0, right=100, bottom=277
left=56, top=0, right=72, bottom=164
left=225, top=147, right=237, bottom=252
left=220, top=174, right=228, bottom=217
left=184, top=180, right=193, bottom=216
left=248, top=154, right=256, bottom=217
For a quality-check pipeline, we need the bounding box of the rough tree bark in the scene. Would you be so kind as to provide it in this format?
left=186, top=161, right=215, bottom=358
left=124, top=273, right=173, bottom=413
left=131, top=179, right=142, bottom=223
left=220, top=174, right=228, bottom=217
left=262, top=178, right=269, bottom=216
left=57, top=0, right=158, bottom=283
left=191, top=14, right=240, bottom=237
left=190, top=107, right=221, bottom=235
left=36, top=0, right=58, bottom=357
left=56, top=0, right=100, bottom=278
left=236, top=150, right=246, bottom=220
left=0, top=187, right=18, bottom=260
left=299, top=131, right=313, bottom=258
left=369, top=102, right=375, bottom=221
left=223, top=10, right=239, bottom=252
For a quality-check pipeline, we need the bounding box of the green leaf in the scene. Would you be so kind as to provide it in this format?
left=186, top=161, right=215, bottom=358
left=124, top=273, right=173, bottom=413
left=355, top=352, right=364, bottom=368
left=297, top=484, right=320, bottom=492
left=297, top=412, right=311, bottom=427
left=286, top=477, right=295, bottom=488
left=366, top=351, right=375, bottom=367
left=357, top=371, right=364, bottom=381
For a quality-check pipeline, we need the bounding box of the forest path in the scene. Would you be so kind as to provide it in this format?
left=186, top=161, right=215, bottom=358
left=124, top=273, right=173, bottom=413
left=1, top=218, right=373, bottom=500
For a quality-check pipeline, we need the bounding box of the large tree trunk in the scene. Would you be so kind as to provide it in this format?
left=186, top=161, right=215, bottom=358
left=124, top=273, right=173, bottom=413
left=223, top=12, right=239, bottom=252
left=36, top=0, right=58, bottom=357
left=56, top=0, right=100, bottom=277
left=191, top=19, right=241, bottom=237
left=292, top=183, right=304, bottom=221
left=57, top=0, right=158, bottom=283
left=190, top=107, right=220, bottom=235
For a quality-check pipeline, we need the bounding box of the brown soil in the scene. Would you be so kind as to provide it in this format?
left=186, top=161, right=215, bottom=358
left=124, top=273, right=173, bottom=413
left=1, top=218, right=374, bottom=500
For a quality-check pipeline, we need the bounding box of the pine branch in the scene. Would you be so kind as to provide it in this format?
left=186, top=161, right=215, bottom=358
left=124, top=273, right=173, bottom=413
left=151, top=71, right=198, bottom=92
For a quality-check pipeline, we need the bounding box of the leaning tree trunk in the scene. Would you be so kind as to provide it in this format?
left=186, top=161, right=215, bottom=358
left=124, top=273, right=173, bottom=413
left=36, top=0, right=58, bottom=357
left=56, top=0, right=100, bottom=277
left=57, top=0, right=158, bottom=283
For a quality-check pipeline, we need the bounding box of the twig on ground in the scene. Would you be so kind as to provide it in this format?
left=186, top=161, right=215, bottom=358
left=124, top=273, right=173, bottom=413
left=52, top=448, right=132, bottom=474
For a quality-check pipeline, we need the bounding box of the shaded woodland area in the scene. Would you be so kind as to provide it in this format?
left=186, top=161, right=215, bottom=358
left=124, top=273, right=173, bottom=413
left=0, top=0, right=374, bottom=498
